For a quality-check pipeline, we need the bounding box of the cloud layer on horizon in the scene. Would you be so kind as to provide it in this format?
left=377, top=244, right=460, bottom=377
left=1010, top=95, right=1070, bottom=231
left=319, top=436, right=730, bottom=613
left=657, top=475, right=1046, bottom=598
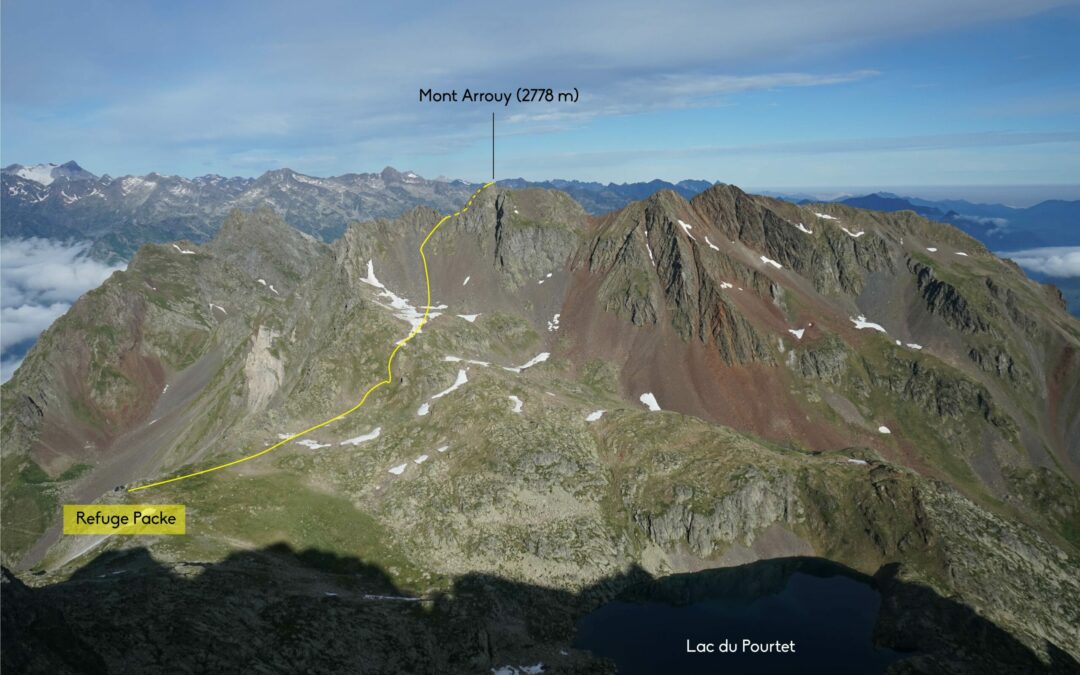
left=1, top=238, right=125, bottom=381
left=1001, top=246, right=1080, bottom=278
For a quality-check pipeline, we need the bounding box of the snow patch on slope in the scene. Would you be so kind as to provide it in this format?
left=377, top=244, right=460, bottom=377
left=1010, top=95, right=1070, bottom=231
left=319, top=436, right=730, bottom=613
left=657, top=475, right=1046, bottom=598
left=677, top=219, right=697, bottom=240
left=639, top=392, right=661, bottom=411
left=13, top=163, right=58, bottom=186
left=850, top=315, right=887, bottom=333
left=341, top=427, right=381, bottom=446
left=431, top=369, right=468, bottom=399
left=362, top=260, right=440, bottom=333
left=503, top=352, right=550, bottom=373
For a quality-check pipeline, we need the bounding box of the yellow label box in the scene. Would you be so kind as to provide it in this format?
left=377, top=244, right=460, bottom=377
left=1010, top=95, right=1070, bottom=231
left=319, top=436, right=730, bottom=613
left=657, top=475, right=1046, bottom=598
left=63, top=505, right=186, bottom=535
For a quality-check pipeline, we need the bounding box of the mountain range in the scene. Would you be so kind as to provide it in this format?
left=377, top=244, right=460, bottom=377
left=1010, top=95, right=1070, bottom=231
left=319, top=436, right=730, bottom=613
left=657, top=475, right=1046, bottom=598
left=1, top=162, right=717, bottom=262
left=827, top=192, right=1080, bottom=250
left=2, top=181, right=1078, bottom=672
left=6, top=162, right=1075, bottom=280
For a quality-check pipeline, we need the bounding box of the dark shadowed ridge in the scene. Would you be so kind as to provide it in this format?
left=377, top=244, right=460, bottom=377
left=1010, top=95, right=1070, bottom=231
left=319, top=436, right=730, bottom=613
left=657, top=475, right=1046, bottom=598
left=3, top=547, right=1077, bottom=674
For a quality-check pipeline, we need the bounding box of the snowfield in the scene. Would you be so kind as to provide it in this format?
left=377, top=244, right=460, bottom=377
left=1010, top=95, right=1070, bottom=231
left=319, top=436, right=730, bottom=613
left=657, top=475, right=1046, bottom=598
left=850, top=315, right=887, bottom=333
left=362, top=260, right=440, bottom=332
left=640, top=392, right=661, bottom=411
left=431, top=369, right=468, bottom=399
left=13, top=163, right=58, bottom=185
left=341, top=427, right=381, bottom=446
left=503, top=352, right=550, bottom=373
left=677, top=219, right=697, bottom=240
left=444, top=355, right=490, bottom=367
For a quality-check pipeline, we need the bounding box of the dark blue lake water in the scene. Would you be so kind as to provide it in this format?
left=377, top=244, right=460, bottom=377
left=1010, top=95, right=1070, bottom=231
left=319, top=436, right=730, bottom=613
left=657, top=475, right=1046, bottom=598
left=574, top=562, right=907, bottom=674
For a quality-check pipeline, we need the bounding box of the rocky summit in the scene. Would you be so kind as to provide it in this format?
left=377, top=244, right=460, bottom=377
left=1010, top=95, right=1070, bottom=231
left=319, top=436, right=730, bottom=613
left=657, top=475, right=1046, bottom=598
left=2, top=184, right=1078, bottom=673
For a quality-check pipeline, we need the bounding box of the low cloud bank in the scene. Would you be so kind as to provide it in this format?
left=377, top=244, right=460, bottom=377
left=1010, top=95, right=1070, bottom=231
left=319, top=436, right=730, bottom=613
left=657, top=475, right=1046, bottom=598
left=1, top=238, right=126, bottom=382
left=1001, top=246, right=1080, bottom=279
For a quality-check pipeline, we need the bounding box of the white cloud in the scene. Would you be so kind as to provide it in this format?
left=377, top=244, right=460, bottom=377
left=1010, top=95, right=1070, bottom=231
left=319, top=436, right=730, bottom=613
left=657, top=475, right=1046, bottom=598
left=1002, top=246, right=1080, bottom=278
left=0, top=302, right=71, bottom=350
left=1, top=238, right=125, bottom=308
left=0, top=238, right=126, bottom=381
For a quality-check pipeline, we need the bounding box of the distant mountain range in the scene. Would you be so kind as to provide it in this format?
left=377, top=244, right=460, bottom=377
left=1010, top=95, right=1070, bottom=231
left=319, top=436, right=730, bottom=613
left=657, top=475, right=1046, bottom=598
left=4, top=163, right=1077, bottom=315
left=753, top=190, right=1080, bottom=250
left=1, top=162, right=480, bottom=262
left=835, top=192, right=1079, bottom=250
left=6, top=162, right=1076, bottom=255
left=1, top=162, right=720, bottom=262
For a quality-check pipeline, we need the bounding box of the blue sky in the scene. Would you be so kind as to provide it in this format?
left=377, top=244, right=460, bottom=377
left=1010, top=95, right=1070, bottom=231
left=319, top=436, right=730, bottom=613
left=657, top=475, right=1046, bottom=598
left=3, top=0, right=1079, bottom=194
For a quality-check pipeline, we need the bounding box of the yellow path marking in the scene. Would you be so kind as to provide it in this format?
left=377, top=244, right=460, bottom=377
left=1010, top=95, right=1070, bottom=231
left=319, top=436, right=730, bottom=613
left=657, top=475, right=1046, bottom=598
left=129, top=181, right=496, bottom=492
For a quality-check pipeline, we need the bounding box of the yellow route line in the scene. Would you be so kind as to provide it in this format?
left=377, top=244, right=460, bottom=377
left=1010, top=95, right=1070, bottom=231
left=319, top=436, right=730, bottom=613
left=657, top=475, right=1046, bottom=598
left=129, top=181, right=496, bottom=492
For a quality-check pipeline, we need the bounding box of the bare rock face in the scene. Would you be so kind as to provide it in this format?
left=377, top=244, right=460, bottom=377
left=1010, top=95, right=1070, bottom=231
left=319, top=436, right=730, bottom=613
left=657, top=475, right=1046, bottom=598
left=909, top=259, right=997, bottom=336
left=489, top=190, right=585, bottom=288
left=636, top=469, right=802, bottom=557
left=796, top=335, right=851, bottom=384
left=243, top=326, right=284, bottom=413
left=577, top=190, right=774, bottom=364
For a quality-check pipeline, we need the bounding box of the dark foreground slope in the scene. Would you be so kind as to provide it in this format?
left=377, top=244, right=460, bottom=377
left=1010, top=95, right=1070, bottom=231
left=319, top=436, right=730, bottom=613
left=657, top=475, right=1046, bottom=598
left=3, top=549, right=1078, bottom=674
left=2, top=185, right=1078, bottom=671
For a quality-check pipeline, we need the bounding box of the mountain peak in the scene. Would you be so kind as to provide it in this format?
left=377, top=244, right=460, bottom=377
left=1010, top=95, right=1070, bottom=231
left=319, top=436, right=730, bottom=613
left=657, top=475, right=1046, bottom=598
left=1, top=161, right=95, bottom=185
